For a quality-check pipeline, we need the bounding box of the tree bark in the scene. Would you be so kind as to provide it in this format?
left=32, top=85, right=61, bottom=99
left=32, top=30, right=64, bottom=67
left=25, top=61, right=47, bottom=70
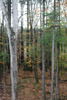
left=55, top=43, right=59, bottom=100
left=9, top=36, right=18, bottom=100
left=0, top=0, right=18, bottom=100
left=42, top=0, right=46, bottom=100
left=21, top=2, right=24, bottom=63
left=8, top=0, right=11, bottom=26
left=51, top=0, right=56, bottom=100
left=55, top=1, right=61, bottom=99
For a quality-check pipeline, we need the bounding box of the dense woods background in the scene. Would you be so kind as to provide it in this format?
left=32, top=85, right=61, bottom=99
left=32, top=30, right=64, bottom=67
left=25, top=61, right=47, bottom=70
left=0, top=0, right=67, bottom=100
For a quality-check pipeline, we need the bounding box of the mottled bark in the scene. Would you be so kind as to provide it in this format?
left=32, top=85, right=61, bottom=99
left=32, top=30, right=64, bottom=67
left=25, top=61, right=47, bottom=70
left=9, top=36, right=18, bottom=100
left=51, top=0, right=56, bottom=100
left=42, top=0, right=46, bottom=100
left=0, top=0, right=18, bottom=100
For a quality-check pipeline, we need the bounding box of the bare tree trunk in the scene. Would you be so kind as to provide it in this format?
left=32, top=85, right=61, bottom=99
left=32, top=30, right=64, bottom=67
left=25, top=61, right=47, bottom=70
left=21, top=2, right=24, bottom=63
left=42, top=0, right=46, bottom=100
left=0, top=15, right=4, bottom=90
left=55, top=43, right=59, bottom=100
left=40, top=0, right=42, bottom=69
left=9, top=37, right=18, bottom=100
left=7, top=0, right=11, bottom=71
left=26, top=0, right=30, bottom=63
left=8, top=0, right=11, bottom=26
left=33, top=29, right=39, bottom=83
left=55, top=1, right=61, bottom=99
left=27, top=0, right=29, bottom=31
left=0, top=0, right=18, bottom=100
left=2, top=14, right=6, bottom=95
left=51, top=0, right=56, bottom=100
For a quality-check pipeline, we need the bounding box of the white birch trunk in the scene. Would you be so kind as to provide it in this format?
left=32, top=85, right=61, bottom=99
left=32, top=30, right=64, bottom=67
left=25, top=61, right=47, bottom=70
left=9, top=37, right=18, bottom=100
left=0, top=0, right=18, bottom=100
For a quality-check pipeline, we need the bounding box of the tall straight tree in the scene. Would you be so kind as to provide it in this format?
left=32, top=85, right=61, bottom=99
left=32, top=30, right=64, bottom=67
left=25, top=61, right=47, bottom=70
left=39, top=0, right=42, bottom=69
left=8, top=0, right=11, bottom=26
left=7, top=0, right=11, bottom=71
left=55, top=43, right=59, bottom=100
left=20, top=0, right=24, bottom=63
left=42, top=0, right=46, bottom=100
left=27, top=0, right=29, bottom=31
left=55, top=0, right=61, bottom=100
left=0, top=0, right=18, bottom=100
left=26, top=0, right=30, bottom=62
left=0, top=14, right=4, bottom=89
left=51, top=0, right=56, bottom=100
left=30, top=0, right=33, bottom=67
left=2, top=14, right=6, bottom=94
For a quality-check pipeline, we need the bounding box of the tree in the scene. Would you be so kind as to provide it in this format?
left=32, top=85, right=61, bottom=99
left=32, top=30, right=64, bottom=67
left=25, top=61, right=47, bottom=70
left=0, top=14, right=4, bottom=90
left=0, top=0, right=18, bottom=100
left=55, top=43, right=59, bottom=100
left=42, top=0, right=46, bottom=100
left=7, top=0, right=11, bottom=71
left=26, top=0, right=30, bottom=62
left=51, top=0, right=56, bottom=100
left=20, top=0, right=24, bottom=64
left=7, top=0, right=11, bottom=26
left=55, top=0, right=61, bottom=100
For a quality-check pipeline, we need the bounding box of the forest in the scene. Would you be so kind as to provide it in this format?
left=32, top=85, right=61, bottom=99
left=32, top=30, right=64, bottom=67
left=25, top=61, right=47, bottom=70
left=0, top=0, right=67, bottom=100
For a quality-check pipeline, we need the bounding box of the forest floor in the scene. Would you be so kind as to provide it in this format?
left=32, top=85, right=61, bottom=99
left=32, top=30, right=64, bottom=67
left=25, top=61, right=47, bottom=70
left=0, top=68, right=67, bottom=100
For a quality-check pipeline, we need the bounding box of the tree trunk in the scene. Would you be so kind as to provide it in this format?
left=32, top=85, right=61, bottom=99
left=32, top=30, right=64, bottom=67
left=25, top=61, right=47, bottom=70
left=27, top=0, right=29, bottom=31
left=0, top=0, right=18, bottom=100
left=26, top=0, right=30, bottom=63
left=34, top=29, right=39, bottom=83
left=7, top=0, right=11, bottom=72
left=2, top=15, right=6, bottom=95
left=9, top=37, right=18, bottom=100
left=55, top=43, right=59, bottom=100
left=21, top=3, right=24, bottom=63
left=30, top=0, right=33, bottom=68
left=40, top=0, right=42, bottom=70
left=51, top=0, right=56, bottom=100
left=42, top=0, right=46, bottom=100
left=8, top=0, right=11, bottom=26
left=55, top=1, right=61, bottom=99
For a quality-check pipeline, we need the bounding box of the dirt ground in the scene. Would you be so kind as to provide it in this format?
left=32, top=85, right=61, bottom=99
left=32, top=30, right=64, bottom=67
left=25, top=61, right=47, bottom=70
left=0, top=69, right=67, bottom=100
